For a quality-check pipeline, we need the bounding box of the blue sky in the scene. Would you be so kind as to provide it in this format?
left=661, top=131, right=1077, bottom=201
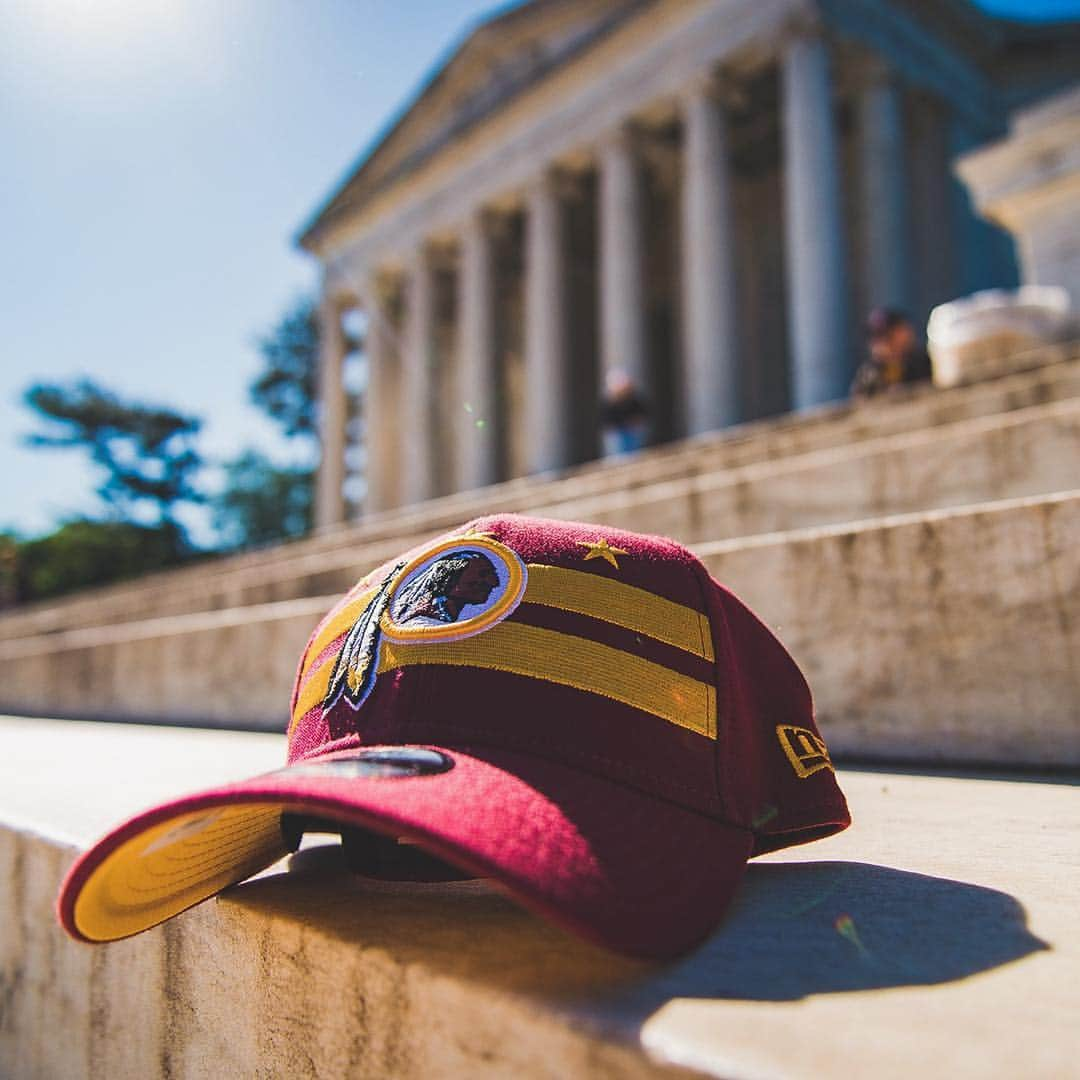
left=1, top=0, right=1077, bottom=542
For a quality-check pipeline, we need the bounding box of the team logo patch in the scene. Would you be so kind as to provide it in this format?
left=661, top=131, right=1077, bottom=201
left=323, top=537, right=527, bottom=714
left=382, top=537, right=526, bottom=643
left=776, top=724, right=834, bottom=779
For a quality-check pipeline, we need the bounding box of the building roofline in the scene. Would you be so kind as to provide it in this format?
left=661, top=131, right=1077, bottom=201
left=294, top=0, right=541, bottom=253
left=295, top=0, right=1080, bottom=257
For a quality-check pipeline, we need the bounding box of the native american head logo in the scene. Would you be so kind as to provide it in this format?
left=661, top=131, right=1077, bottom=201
left=322, top=536, right=527, bottom=714
left=392, top=550, right=500, bottom=626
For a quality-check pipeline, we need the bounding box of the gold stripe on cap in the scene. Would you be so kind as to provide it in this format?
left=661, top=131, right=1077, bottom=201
left=293, top=652, right=339, bottom=727
left=305, top=586, right=378, bottom=668
left=378, top=621, right=716, bottom=738
left=522, top=564, right=714, bottom=662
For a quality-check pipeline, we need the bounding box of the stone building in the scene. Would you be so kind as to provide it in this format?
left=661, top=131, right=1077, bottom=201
left=958, top=84, right=1080, bottom=311
left=297, top=0, right=1080, bottom=527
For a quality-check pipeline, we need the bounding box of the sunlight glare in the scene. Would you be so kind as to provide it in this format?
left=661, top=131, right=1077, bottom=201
left=24, top=0, right=193, bottom=67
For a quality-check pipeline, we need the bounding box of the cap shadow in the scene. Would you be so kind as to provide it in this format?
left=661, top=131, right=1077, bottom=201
left=223, top=855, right=1047, bottom=1010
left=594, top=860, right=1049, bottom=1009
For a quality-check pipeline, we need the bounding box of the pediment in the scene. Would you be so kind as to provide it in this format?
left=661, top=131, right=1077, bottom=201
left=425, top=0, right=638, bottom=139
left=301, top=0, right=644, bottom=248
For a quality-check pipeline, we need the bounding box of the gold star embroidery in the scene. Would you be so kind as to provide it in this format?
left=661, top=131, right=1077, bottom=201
left=576, top=537, right=628, bottom=569
left=460, top=528, right=497, bottom=541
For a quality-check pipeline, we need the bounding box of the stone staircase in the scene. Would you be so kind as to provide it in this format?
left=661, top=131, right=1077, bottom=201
left=1, top=351, right=1077, bottom=765
left=1, top=350, right=1076, bottom=638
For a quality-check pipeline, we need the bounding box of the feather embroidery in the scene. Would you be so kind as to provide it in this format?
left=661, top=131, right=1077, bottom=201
left=323, top=561, right=405, bottom=713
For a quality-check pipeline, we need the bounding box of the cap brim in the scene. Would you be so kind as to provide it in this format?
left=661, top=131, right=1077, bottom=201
left=57, top=745, right=753, bottom=960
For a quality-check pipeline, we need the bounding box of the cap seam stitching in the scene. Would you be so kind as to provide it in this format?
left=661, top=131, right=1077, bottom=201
left=688, top=561, right=738, bottom=813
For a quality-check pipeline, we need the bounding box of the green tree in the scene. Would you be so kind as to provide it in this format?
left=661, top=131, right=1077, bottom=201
left=11, top=379, right=208, bottom=603
left=212, top=449, right=313, bottom=551
left=212, top=295, right=322, bottom=551
left=0, top=532, right=17, bottom=610
left=250, top=296, right=319, bottom=439
left=24, top=379, right=204, bottom=540
left=12, top=519, right=192, bottom=604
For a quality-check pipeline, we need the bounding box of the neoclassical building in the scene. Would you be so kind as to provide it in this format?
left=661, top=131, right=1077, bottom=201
left=297, top=0, right=1080, bottom=526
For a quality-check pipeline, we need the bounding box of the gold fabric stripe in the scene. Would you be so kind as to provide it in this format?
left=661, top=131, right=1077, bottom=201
left=378, top=621, right=716, bottom=739
left=306, top=586, right=378, bottom=669
left=293, top=647, right=340, bottom=726
left=523, top=564, right=714, bottom=661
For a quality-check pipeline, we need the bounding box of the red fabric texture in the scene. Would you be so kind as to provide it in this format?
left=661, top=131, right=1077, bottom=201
left=697, top=567, right=851, bottom=851
left=322, top=664, right=725, bottom=815
left=468, top=513, right=704, bottom=604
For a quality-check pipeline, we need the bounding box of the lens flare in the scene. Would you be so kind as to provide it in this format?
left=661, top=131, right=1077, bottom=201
left=835, top=913, right=872, bottom=959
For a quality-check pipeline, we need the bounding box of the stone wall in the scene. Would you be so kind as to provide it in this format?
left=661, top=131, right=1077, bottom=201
left=700, top=490, right=1080, bottom=766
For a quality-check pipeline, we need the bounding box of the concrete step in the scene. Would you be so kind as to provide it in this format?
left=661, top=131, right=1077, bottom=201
left=1, top=716, right=1076, bottom=1079
left=14, top=390, right=1073, bottom=641
left=1, top=491, right=1075, bottom=767
left=535, top=395, right=1080, bottom=545
left=698, top=489, right=1080, bottom=767
left=2, top=354, right=1077, bottom=642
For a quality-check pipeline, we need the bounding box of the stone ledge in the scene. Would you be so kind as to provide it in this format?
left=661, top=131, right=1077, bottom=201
left=1, top=718, right=1077, bottom=1078
left=541, top=395, right=1080, bottom=543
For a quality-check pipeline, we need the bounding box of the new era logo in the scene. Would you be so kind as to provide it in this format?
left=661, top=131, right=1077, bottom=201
left=776, top=724, right=834, bottom=779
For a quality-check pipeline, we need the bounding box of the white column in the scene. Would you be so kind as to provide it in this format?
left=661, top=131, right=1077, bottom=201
left=361, top=276, right=396, bottom=514
left=524, top=170, right=572, bottom=474
left=680, top=73, right=741, bottom=434
left=598, top=124, right=650, bottom=436
left=858, top=59, right=912, bottom=312
left=401, top=246, right=437, bottom=504
left=782, top=25, right=851, bottom=408
left=457, top=208, right=500, bottom=490
left=314, top=293, right=347, bottom=528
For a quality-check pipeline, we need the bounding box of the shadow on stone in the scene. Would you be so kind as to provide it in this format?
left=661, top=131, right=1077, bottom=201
left=592, top=861, right=1049, bottom=1013
left=224, top=854, right=1047, bottom=1011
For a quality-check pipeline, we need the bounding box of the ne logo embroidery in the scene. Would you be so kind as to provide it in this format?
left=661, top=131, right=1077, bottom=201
left=323, top=536, right=527, bottom=713
left=776, top=724, right=834, bottom=778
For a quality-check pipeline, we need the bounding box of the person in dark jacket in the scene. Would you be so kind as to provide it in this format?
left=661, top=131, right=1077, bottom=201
left=851, top=307, right=933, bottom=399
left=602, top=367, right=649, bottom=455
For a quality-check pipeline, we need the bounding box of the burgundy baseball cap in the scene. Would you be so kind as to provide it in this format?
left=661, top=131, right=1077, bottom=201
left=57, top=514, right=849, bottom=959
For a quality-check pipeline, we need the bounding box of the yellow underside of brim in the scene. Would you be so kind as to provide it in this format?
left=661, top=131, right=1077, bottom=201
left=73, top=803, right=289, bottom=942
